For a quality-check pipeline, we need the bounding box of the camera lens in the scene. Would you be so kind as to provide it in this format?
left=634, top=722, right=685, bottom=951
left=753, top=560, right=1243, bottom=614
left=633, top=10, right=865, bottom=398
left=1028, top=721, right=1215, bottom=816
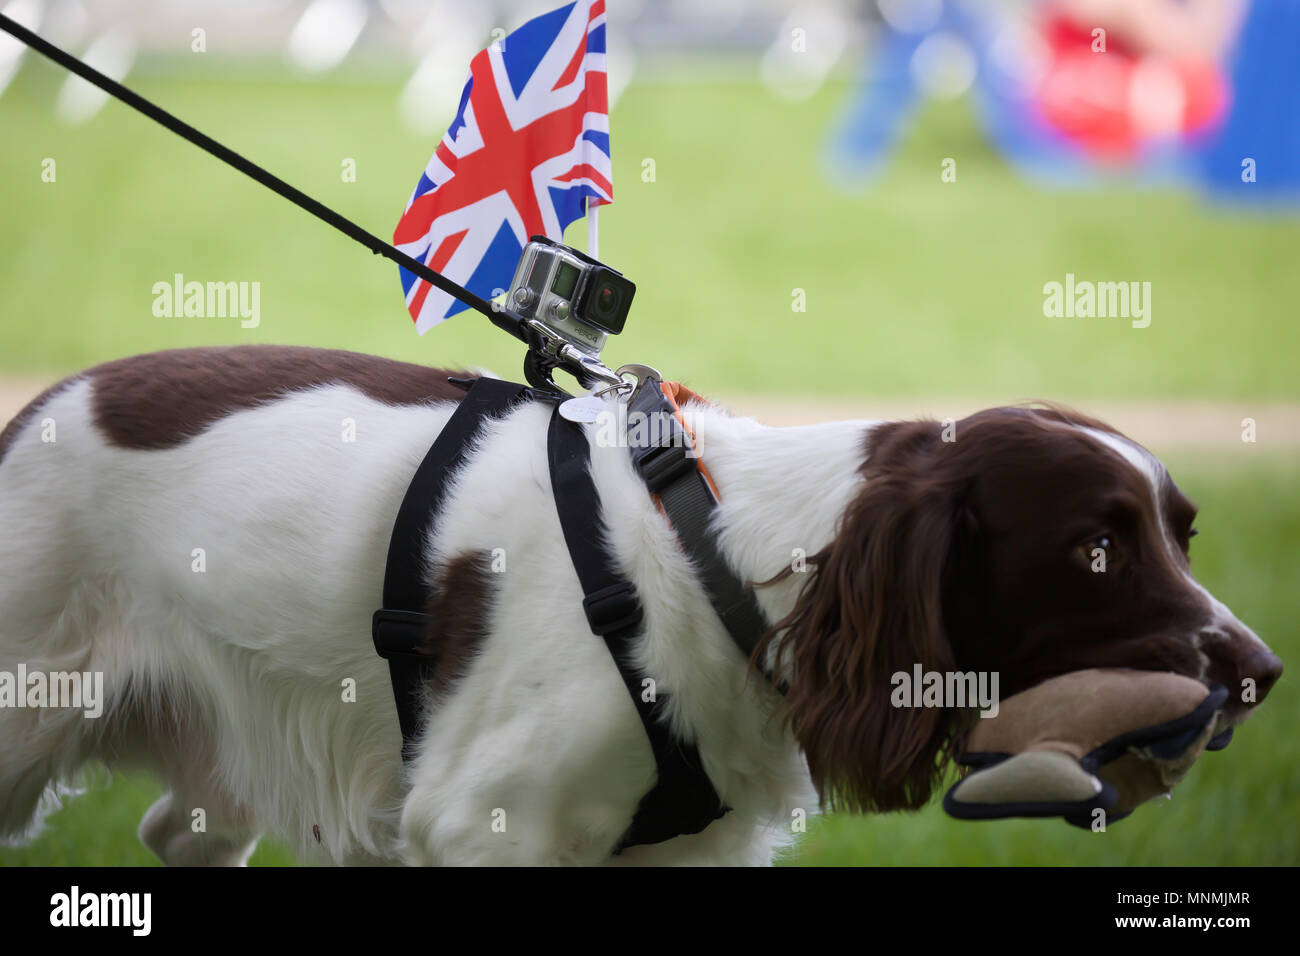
left=583, top=271, right=634, bottom=334
left=596, top=284, right=620, bottom=315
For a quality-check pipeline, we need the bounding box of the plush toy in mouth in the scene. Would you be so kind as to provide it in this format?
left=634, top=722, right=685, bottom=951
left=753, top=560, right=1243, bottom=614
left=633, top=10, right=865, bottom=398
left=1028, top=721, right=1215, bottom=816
left=944, top=668, right=1232, bottom=827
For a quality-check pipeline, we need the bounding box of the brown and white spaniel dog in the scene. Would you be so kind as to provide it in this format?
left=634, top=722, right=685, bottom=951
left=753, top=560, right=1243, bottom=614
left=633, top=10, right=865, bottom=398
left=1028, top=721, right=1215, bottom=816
left=0, top=346, right=1282, bottom=865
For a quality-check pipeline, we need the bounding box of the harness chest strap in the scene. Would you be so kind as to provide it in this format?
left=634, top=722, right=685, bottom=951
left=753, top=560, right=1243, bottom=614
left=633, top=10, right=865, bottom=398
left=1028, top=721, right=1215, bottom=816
left=372, top=376, right=770, bottom=850
left=547, top=407, right=728, bottom=849
left=372, top=377, right=537, bottom=760
left=623, top=378, right=769, bottom=662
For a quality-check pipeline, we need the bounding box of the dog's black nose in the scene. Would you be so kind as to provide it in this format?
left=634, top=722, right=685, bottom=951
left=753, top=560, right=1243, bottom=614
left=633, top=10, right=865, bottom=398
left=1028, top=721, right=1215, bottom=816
left=1243, top=646, right=1283, bottom=704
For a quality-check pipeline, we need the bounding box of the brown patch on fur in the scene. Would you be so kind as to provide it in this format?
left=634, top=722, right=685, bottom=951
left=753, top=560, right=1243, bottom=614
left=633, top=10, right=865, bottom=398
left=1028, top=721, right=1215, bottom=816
left=0, top=378, right=79, bottom=466
left=423, top=550, right=496, bottom=695
left=756, top=419, right=967, bottom=816
left=87, top=345, right=469, bottom=450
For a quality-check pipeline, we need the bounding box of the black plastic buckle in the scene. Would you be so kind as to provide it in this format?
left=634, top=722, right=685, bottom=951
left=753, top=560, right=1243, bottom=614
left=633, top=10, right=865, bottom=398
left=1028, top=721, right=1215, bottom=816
left=582, top=582, right=644, bottom=637
left=371, top=609, right=433, bottom=661
left=632, top=441, right=697, bottom=494
left=626, top=381, right=699, bottom=493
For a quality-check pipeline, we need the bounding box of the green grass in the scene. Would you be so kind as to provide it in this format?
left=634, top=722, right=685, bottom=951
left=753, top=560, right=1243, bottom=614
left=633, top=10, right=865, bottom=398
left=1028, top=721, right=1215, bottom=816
left=1, top=61, right=1298, bottom=400
left=2, top=456, right=1295, bottom=867
left=0, top=61, right=1296, bottom=865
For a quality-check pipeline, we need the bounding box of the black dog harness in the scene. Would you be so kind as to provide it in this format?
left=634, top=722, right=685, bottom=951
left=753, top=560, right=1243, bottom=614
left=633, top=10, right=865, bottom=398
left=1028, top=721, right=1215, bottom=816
left=372, top=375, right=771, bottom=851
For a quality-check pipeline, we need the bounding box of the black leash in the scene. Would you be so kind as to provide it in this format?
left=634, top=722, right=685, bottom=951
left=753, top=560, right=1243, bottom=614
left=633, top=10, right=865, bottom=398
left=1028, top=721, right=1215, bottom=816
left=0, top=12, right=527, bottom=345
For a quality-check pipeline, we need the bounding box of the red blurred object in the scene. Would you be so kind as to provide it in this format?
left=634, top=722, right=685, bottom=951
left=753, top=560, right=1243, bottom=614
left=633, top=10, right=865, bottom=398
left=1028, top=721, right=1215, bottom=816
left=1033, top=15, right=1228, bottom=162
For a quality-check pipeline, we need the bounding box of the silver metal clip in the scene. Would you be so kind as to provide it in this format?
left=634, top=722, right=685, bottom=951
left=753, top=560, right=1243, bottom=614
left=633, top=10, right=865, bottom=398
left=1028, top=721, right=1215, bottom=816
left=615, top=363, right=663, bottom=390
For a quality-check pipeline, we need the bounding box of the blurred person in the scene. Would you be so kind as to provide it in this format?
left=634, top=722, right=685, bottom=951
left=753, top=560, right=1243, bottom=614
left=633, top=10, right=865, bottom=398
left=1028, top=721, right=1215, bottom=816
left=824, top=0, right=994, bottom=185
left=827, top=0, right=1299, bottom=206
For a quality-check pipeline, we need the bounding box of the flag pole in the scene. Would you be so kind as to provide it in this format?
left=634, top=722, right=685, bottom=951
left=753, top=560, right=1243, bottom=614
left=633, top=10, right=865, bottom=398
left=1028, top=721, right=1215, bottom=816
left=587, top=202, right=600, bottom=260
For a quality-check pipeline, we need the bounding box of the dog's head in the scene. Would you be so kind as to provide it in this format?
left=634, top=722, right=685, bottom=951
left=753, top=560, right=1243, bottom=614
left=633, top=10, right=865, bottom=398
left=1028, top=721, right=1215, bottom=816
left=764, top=405, right=1282, bottom=813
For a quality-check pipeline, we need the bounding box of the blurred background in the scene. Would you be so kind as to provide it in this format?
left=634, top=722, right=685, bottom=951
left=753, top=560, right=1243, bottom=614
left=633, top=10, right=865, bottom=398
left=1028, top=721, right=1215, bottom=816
left=0, top=0, right=1297, bottom=865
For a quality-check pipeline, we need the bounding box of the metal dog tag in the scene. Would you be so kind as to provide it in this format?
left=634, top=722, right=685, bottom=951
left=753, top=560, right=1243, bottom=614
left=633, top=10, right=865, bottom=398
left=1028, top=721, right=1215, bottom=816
left=558, top=396, right=606, bottom=423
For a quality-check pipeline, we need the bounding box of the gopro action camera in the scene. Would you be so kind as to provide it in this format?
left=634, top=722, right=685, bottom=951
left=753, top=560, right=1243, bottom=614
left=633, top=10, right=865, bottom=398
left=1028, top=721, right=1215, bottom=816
left=506, top=236, right=636, bottom=363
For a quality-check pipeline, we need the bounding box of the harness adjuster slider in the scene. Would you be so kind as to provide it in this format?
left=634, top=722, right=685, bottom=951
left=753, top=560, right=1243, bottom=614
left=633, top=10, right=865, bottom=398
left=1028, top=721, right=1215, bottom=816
left=633, top=441, right=697, bottom=494
left=372, top=609, right=434, bottom=662
left=582, top=582, right=644, bottom=637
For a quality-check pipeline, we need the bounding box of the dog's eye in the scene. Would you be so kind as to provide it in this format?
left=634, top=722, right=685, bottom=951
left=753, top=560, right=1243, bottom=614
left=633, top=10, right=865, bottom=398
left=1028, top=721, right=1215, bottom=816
left=1074, top=534, right=1118, bottom=572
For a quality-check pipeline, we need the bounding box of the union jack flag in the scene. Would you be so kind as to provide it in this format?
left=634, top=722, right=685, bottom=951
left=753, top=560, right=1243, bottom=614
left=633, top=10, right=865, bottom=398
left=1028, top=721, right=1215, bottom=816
left=394, top=0, right=612, bottom=332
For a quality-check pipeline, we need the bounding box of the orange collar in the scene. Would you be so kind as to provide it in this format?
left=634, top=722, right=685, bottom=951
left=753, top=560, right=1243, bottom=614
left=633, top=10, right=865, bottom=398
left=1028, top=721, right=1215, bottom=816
left=655, top=380, right=721, bottom=501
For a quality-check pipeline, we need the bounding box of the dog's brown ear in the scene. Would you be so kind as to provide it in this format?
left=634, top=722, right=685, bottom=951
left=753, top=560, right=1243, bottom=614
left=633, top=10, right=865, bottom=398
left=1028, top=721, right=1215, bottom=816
left=761, top=422, right=967, bottom=813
